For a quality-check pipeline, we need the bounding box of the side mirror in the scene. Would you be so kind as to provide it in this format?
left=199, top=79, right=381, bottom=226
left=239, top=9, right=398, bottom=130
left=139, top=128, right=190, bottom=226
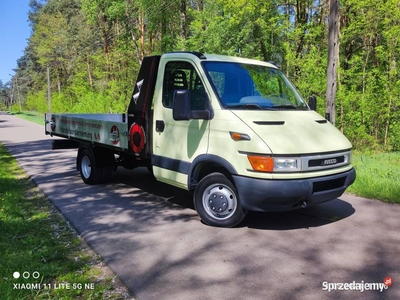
left=173, top=90, right=191, bottom=120
left=172, top=90, right=212, bottom=121
left=308, top=95, right=317, bottom=111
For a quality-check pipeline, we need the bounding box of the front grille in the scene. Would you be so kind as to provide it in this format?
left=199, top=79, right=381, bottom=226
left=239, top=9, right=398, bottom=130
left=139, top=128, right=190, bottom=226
left=312, top=177, right=346, bottom=193
left=308, top=156, right=345, bottom=168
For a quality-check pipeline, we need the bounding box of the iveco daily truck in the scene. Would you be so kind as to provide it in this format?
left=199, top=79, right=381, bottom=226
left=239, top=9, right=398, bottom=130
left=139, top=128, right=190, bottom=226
left=45, top=52, right=356, bottom=227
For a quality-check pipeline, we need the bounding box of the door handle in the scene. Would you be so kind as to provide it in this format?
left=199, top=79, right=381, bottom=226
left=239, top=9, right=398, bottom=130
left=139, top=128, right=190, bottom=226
left=156, top=120, right=165, bottom=132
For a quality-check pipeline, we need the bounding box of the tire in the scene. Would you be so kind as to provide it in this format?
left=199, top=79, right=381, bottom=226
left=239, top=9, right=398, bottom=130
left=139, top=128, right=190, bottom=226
left=78, top=148, right=102, bottom=185
left=193, top=172, right=247, bottom=227
left=147, top=164, right=154, bottom=177
left=99, top=151, right=114, bottom=183
left=100, top=166, right=113, bottom=183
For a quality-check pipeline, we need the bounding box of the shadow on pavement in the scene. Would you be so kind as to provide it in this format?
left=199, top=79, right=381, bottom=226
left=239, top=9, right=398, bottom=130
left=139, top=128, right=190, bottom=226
left=2, top=134, right=399, bottom=300
left=242, top=199, right=355, bottom=230
left=4, top=138, right=355, bottom=232
left=110, top=161, right=355, bottom=231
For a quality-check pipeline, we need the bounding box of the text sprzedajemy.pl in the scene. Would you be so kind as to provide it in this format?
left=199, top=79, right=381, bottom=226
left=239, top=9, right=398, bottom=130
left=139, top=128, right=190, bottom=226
left=322, top=281, right=388, bottom=293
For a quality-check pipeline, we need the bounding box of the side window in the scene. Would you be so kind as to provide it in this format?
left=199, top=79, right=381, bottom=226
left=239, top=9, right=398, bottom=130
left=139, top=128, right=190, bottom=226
left=163, top=62, right=207, bottom=110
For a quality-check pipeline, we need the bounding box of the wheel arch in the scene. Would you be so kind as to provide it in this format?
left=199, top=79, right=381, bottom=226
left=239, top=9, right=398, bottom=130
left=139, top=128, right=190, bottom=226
left=188, top=155, right=238, bottom=191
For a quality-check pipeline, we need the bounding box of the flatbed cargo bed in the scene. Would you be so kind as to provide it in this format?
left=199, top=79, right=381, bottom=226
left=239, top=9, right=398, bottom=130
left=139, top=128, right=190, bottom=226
left=45, top=113, right=129, bottom=150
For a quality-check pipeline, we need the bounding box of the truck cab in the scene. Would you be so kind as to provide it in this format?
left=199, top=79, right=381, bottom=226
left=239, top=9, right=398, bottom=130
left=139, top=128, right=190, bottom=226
left=150, top=52, right=355, bottom=227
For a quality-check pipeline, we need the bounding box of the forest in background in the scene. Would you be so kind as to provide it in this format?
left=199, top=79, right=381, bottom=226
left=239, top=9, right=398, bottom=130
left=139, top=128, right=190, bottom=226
left=0, top=0, right=399, bottom=151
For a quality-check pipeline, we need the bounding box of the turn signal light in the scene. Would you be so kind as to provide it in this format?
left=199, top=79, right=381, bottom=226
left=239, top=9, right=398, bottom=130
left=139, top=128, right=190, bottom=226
left=247, top=156, right=274, bottom=172
left=229, top=131, right=251, bottom=141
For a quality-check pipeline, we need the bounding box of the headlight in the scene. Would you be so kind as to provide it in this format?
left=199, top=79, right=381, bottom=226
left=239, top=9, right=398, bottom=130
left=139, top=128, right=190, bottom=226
left=274, top=158, right=300, bottom=171
left=346, top=151, right=352, bottom=164
left=248, top=155, right=301, bottom=173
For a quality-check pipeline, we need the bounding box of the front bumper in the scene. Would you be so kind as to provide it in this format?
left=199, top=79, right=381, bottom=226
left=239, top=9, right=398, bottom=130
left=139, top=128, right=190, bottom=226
left=232, top=168, right=356, bottom=212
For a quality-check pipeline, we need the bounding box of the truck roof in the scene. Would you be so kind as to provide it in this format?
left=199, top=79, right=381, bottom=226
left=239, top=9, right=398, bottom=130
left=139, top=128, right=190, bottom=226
left=162, top=52, right=278, bottom=69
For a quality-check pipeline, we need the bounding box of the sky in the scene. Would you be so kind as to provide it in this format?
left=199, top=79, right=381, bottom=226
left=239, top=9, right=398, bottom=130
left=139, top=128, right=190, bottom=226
left=0, top=0, right=31, bottom=84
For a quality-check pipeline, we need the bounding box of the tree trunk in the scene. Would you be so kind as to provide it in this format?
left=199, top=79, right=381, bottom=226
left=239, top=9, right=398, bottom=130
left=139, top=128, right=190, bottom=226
left=180, top=0, right=187, bottom=40
left=384, top=56, right=395, bottom=147
left=98, top=14, right=111, bottom=78
left=337, top=7, right=343, bottom=133
left=87, top=56, right=93, bottom=88
left=47, top=66, right=51, bottom=112
left=56, top=65, right=61, bottom=94
left=361, top=37, right=372, bottom=125
left=125, top=2, right=141, bottom=65
left=140, top=10, right=145, bottom=59
left=326, top=0, right=339, bottom=125
left=196, top=0, right=204, bottom=11
left=161, top=2, right=167, bottom=52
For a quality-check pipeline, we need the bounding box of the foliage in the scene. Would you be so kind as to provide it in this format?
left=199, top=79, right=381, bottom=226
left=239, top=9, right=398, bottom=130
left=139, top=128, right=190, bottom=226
left=0, top=80, right=11, bottom=111
left=347, top=152, right=400, bottom=203
left=5, top=0, right=400, bottom=151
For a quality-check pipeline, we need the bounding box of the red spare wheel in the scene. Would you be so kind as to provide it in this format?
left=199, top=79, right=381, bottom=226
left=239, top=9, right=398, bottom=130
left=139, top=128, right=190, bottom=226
left=129, top=123, right=146, bottom=153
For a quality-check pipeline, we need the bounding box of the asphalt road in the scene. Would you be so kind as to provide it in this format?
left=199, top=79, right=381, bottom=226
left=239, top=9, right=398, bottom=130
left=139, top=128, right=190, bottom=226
left=0, top=112, right=399, bottom=300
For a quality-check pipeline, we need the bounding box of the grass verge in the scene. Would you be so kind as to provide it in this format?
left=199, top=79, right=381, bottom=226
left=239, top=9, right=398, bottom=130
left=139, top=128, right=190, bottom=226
left=8, top=111, right=45, bottom=125
left=347, top=152, right=400, bottom=204
left=0, top=143, right=131, bottom=300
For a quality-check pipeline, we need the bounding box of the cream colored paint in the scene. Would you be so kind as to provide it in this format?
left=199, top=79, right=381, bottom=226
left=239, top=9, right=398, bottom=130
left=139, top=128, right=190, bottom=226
left=151, top=53, right=353, bottom=188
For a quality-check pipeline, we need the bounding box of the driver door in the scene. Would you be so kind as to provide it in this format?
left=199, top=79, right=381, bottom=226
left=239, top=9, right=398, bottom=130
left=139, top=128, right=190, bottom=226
left=152, top=59, right=210, bottom=189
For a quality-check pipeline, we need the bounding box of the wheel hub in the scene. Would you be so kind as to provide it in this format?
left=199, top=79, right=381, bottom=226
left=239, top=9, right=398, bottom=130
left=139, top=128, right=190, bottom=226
left=81, top=156, right=91, bottom=179
left=208, top=192, right=229, bottom=213
left=198, top=177, right=242, bottom=224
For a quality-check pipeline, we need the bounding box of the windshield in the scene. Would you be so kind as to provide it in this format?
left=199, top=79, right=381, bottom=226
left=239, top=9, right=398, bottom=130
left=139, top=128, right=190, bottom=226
left=202, top=61, right=309, bottom=110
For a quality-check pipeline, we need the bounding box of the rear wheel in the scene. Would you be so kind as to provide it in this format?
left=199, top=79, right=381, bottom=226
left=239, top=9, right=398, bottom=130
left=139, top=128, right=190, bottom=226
left=78, top=148, right=102, bottom=185
left=99, top=151, right=114, bottom=183
left=193, top=173, right=247, bottom=227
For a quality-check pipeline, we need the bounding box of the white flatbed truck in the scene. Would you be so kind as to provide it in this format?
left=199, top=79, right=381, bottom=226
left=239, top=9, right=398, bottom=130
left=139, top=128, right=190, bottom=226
left=45, top=52, right=356, bottom=227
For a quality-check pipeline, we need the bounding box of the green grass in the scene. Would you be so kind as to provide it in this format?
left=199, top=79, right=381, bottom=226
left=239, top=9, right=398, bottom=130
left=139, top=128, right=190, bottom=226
left=9, top=111, right=45, bottom=125
left=0, top=143, right=129, bottom=300
left=348, top=152, right=400, bottom=204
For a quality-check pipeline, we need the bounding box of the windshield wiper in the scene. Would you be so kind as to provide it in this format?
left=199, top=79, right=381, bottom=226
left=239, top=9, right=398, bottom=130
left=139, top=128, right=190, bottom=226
left=271, top=104, right=298, bottom=110
left=227, top=104, right=271, bottom=110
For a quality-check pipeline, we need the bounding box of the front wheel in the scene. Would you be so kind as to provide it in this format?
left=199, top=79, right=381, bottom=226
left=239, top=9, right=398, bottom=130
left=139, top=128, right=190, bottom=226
left=193, top=173, right=247, bottom=227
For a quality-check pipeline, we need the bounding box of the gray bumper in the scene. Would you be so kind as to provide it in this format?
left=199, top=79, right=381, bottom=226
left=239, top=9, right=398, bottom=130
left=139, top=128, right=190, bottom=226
left=232, top=168, right=356, bottom=212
